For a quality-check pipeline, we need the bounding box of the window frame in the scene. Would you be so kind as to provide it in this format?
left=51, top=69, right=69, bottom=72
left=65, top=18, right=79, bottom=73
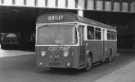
left=86, top=25, right=103, bottom=41
left=94, top=26, right=102, bottom=40
left=87, top=25, right=95, bottom=40
left=107, top=29, right=117, bottom=41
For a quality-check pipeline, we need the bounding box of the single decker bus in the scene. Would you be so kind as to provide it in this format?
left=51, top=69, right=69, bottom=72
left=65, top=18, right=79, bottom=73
left=36, top=12, right=117, bottom=71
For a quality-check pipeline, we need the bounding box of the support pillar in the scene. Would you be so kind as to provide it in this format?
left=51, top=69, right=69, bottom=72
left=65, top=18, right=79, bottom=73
left=77, top=9, right=84, bottom=17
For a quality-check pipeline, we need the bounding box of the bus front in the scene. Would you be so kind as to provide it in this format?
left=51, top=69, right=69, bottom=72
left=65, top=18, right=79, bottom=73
left=36, top=23, right=80, bottom=69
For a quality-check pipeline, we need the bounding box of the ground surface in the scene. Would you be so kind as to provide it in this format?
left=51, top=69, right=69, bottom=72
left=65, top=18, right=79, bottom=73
left=0, top=49, right=135, bottom=82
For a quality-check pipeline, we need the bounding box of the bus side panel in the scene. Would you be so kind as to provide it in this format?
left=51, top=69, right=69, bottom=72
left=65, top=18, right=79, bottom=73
left=85, top=41, right=104, bottom=63
left=71, top=46, right=82, bottom=69
left=104, top=41, right=117, bottom=58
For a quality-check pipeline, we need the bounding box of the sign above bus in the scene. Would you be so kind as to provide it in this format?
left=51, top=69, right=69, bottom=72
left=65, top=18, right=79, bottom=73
left=48, top=15, right=64, bottom=21
left=36, top=13, right=78, bottom=23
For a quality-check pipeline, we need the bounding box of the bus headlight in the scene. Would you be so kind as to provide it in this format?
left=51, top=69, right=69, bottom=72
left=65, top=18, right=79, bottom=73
left=41, top=51, right=46, bottom=57
left=39, top=62, right=43, bottom=65
left=67, top=62, right=71, bottom=67
left=64, top=51, right=69, bottom=57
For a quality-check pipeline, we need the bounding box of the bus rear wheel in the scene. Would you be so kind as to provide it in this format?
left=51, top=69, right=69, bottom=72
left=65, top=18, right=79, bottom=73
left=84, top=56, right=93, bottom=71
left=106, top=49, right=113, bottom=63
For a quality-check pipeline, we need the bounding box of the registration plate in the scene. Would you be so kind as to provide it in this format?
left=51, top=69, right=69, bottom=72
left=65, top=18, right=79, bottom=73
left=49, top=62, right=60, bottom=66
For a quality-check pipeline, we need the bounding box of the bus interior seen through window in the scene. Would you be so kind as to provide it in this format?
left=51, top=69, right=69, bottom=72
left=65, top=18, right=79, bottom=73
left=87, top=26, right=94, bottom=39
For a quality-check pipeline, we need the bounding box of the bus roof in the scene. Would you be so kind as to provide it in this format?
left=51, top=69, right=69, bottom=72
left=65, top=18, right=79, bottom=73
left=36, top=12, right=116, bottom=30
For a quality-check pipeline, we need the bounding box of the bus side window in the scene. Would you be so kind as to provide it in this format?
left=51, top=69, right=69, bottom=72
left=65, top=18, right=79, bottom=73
left=78, top=25, right=84, bottom=39
left=107, top=31, right=111, bottom=40
left=74, top=27, right=78, bottom=43
left=95, top=27, right=101, bottom=40
left=107, top=30, right=117, bottom=40
left=114, top=32, right=117, bottom=40
left=87, top=26, right=94, bottom=40
left=112, top=31, right=117, bottom=40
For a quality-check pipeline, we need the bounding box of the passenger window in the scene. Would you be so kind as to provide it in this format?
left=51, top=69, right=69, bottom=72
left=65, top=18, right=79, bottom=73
left=95, top=27, right=101, bottom=40
left=107, top=31, right=111, bottom=40
left=78, top=25, right=84, bottom=42
left=74, top=27, right=78, bottom=43
left=112, top=32, right=117, bottom=40
left=114, top=32, right=117, bottom=40
left=87, top=26, right=94, bottom=40
left=107, top=31, right=117, bottom=40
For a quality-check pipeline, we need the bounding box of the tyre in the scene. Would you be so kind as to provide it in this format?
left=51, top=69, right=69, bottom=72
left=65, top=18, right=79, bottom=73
left=106, top=49, right=113, bottom=63
left=84, top=55, right=93, bottom=71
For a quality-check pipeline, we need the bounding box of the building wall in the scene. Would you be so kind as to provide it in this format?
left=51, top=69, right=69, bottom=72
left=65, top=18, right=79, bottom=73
left=127, top=18, right=135, bottom=48
left=117, top=16, right=135, bottom=49
left=0, top=0, right=135, bottom=13
left=0, top=0, right=135, bottom=49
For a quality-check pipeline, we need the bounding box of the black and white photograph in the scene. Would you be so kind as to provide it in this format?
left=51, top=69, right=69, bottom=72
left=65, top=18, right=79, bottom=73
left=0, top=0, right=135, bottom=82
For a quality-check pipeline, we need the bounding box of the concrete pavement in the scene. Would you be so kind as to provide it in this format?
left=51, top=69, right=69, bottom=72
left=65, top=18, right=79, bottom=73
left=95, top=54, right=135, bottom=82
left=0, top=49, right=34, bottom=57
left=0, top=47, right=135, bottom=82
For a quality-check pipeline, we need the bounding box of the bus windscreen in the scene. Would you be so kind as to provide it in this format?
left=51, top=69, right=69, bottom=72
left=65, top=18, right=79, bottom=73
left=37, top=24, right=77, bottom=45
